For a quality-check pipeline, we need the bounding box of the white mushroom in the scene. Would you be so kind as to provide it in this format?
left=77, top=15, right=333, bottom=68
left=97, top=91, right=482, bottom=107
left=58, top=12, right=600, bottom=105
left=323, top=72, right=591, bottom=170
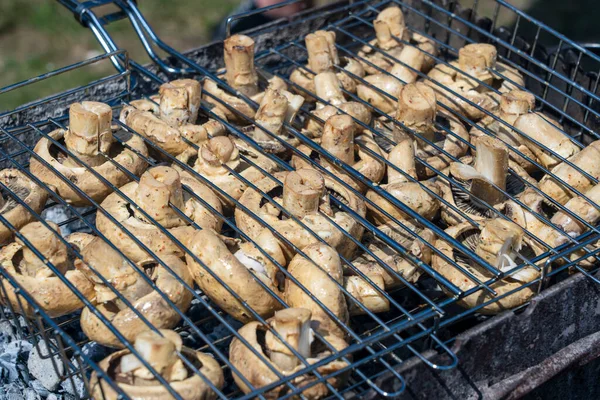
left=90, top=329, right=224, bottom=400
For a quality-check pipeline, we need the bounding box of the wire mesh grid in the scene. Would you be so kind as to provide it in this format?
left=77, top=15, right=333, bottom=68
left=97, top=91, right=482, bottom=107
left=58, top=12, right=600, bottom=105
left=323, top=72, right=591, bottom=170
left=1, top=0, right=600, bottom=398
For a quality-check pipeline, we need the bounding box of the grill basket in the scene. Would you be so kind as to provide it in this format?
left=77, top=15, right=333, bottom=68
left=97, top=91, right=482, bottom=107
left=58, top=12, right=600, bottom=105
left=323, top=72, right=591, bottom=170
left=2, top=0, right=600, bottom=399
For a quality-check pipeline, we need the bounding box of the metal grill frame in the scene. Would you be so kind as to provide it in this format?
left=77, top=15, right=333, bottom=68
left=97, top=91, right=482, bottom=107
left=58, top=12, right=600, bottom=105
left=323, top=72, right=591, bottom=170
left=1, top=0, right=600, bottom=398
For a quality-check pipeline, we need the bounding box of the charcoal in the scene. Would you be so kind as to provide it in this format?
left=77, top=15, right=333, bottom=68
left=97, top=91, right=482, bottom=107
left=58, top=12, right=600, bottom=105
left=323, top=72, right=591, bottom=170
left=27, top=340, right=64, bottom=391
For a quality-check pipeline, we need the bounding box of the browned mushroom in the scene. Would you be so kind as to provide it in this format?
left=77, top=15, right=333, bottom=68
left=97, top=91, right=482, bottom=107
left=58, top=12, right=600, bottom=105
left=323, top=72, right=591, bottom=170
left=469, top=90, right=538, bottom=172
left=224, top=34, right=259, bottom=97
left=96, top=166, right=222, bottom=262
left=74, top=234, right=193, bottom=348
left=235, top=169, right=366, bottom=260
left=292, top=115, right=385, bottom=193
left=185, top=229, right=284, bottom=323
left=439, top=136, right=535, bottom=226
left=0, top=169, right=48, bottom=245
left=302, top=102, right=372, bottom=142
left=230, top=308, right=349, bottom=399
left=31, top=102, right=148, bottom=206
left=433, top=218, right=538, bottom=314
left=90, top=329, right=224, bottom=400
left=426, top=43, right=524, bottom=121
left=285, top=243, right=348, bottom=337
left=0, top=221, right=94, bottom=318
left=366, top=133, right=441, bottom=225
left=175, top=135, right=278, bottom=211
left=537, top=140, right=600, bottom=205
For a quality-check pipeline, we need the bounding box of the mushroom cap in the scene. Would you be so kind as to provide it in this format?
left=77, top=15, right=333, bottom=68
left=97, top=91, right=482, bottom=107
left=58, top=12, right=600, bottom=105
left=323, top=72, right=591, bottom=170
left=0, top=224, right=94, bottom=318
left=356, top=73, right=403, bottom=114
left=95, top=178, right=205, bottom=263
left=432, top=220, right=538, bottom=314
left=185, top=229, right=283, bottom=323
left=366, top=180, right=441, bottom=225
left=77, top=235, right=193, bottom=348
left=90, top=343, right=223, bottom=400
left=285, top=243, right=348, bottom=338
left=0, top=168, right=48, bottom=245
left=229, top=312, right=349, bottom=399
left=235, top=171, right=366, bottom=260
left=30, top=127, right=148, bottom=206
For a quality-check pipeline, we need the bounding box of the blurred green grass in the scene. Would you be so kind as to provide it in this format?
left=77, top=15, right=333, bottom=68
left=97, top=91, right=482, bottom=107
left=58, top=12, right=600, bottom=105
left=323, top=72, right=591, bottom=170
left=0, top=0, right=238, bottom=111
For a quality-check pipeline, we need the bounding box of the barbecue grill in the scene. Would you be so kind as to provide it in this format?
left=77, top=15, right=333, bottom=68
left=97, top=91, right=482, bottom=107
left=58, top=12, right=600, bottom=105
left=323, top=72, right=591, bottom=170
left=2, top=0, right=600, bottom=398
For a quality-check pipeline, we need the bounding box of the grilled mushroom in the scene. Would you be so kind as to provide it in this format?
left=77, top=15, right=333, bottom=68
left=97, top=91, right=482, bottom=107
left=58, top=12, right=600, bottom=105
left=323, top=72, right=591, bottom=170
left=230, top=308, right=349, bottom=399
left=235, top=169, right=366, bottom=260
left=90, top=329, right=224, bottom=400
left=31, top=102, right=148, bottom=206
left=356, top=73, right=403, bottom=114
left=358, top=6, right=410, bottom=74
left=469, top=90, right=538, bottom=172
left=185, top=229, right=284, bottom=323
left=292, top=115, right=385, bottom=193
left=0, top=169, right=48, bottom=244
left=439, top=136, right=534, bottom=226
left=303, top=102, right=372, bottom=141
left=286, top=243, right=349, bottom=337
left=96, top=166, right=222, bottom=263
left=0, top=222, right=94, bottom=318
left=426, top=43, right=523, bottom=120
left=158, top=79, right=202, bottom=127
left=537, top=140, right=600, bottom=205
left=432, top=218, right=538, bottom=313
left=366, top=134, right=441, bottom=224
left=75, top=234, right=193, bottom=348
left=175, top=135, right=278, bottom=210
left=513, top=112, right=580, bottom=170
left=224, top=34, right=260, bottom=97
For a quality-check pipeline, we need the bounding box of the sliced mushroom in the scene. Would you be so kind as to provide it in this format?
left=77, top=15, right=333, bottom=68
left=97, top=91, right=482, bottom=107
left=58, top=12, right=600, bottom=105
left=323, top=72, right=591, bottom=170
left=293, top=115, right=385, bottom=193
left=0, top=222, right=94, bottom=317
left=175, top=135, right=278, bottom=210
left=74, top=234, right=193, bottom=348
left=0, top=169, right=48, bottom=245
left=513, top=112, right=580, bottom=170
left=224, top=34, right=259, bottom=97
left=285, top=243, right=348, bottom=337
left=366, top=134, right=441, bottom=225
left=433, top=218, right=538, bottom=314
left=96, top=166, right=222, bottom=262
left=235, top=169, right=366, bottom=260
left=439, top=136, right=534, bottom=226
left=537, top=140, right=600, bottom=205
left=230, top=308, right=349, bottom=399
left=31, top=102, right=148, bottom=206
left=185, top=229, right=284, bottom=323
left=90, top=329, right=224, bottom=400
left=469, top=90, right=538, bottom=172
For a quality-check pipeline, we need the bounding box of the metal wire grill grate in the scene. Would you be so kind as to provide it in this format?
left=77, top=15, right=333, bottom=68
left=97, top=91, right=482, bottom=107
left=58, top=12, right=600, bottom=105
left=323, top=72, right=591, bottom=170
left=1, top=0, right=600, bottom=399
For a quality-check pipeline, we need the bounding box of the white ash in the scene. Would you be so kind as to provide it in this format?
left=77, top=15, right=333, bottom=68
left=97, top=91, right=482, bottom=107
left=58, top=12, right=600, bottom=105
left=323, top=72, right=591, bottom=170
left=42, top=205, right=95, bottom=236
left=28, top=339, right=64, bottom=391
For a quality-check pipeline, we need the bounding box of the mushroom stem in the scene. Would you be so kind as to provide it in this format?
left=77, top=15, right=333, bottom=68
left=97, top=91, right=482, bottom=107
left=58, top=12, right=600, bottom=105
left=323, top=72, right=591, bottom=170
left=253, top=88, right=288, bottom=142
left=458, top=43, right=497, bottom=78
left=321, top=114, right=356, bottom=166
left=389, top=46, right=425, bottom=84
left=135, top=167, right=185, bottom=228
left=374, top=6, right=405, bottom=50
left=471, top=136, right=508, bottom=206
left=387, top=134, right=416, bottom=183
left=264, top=308, right=312, bottom=371
left=195, top=136, right=240, bottom=176
left=224, top=35, right=259, bottom=96
left=395, top=83, right=436, bottom=144
left=281, top=90, right=305, bottom=124
left=306, top=31, right=338, bottom=73
left=314, top=72, right=345, bottom=106
left=283, top=169, right=326, bottom=218
left=65, top=102, right=113, bottom=167
left=159, top=79, right=201, bottom=127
